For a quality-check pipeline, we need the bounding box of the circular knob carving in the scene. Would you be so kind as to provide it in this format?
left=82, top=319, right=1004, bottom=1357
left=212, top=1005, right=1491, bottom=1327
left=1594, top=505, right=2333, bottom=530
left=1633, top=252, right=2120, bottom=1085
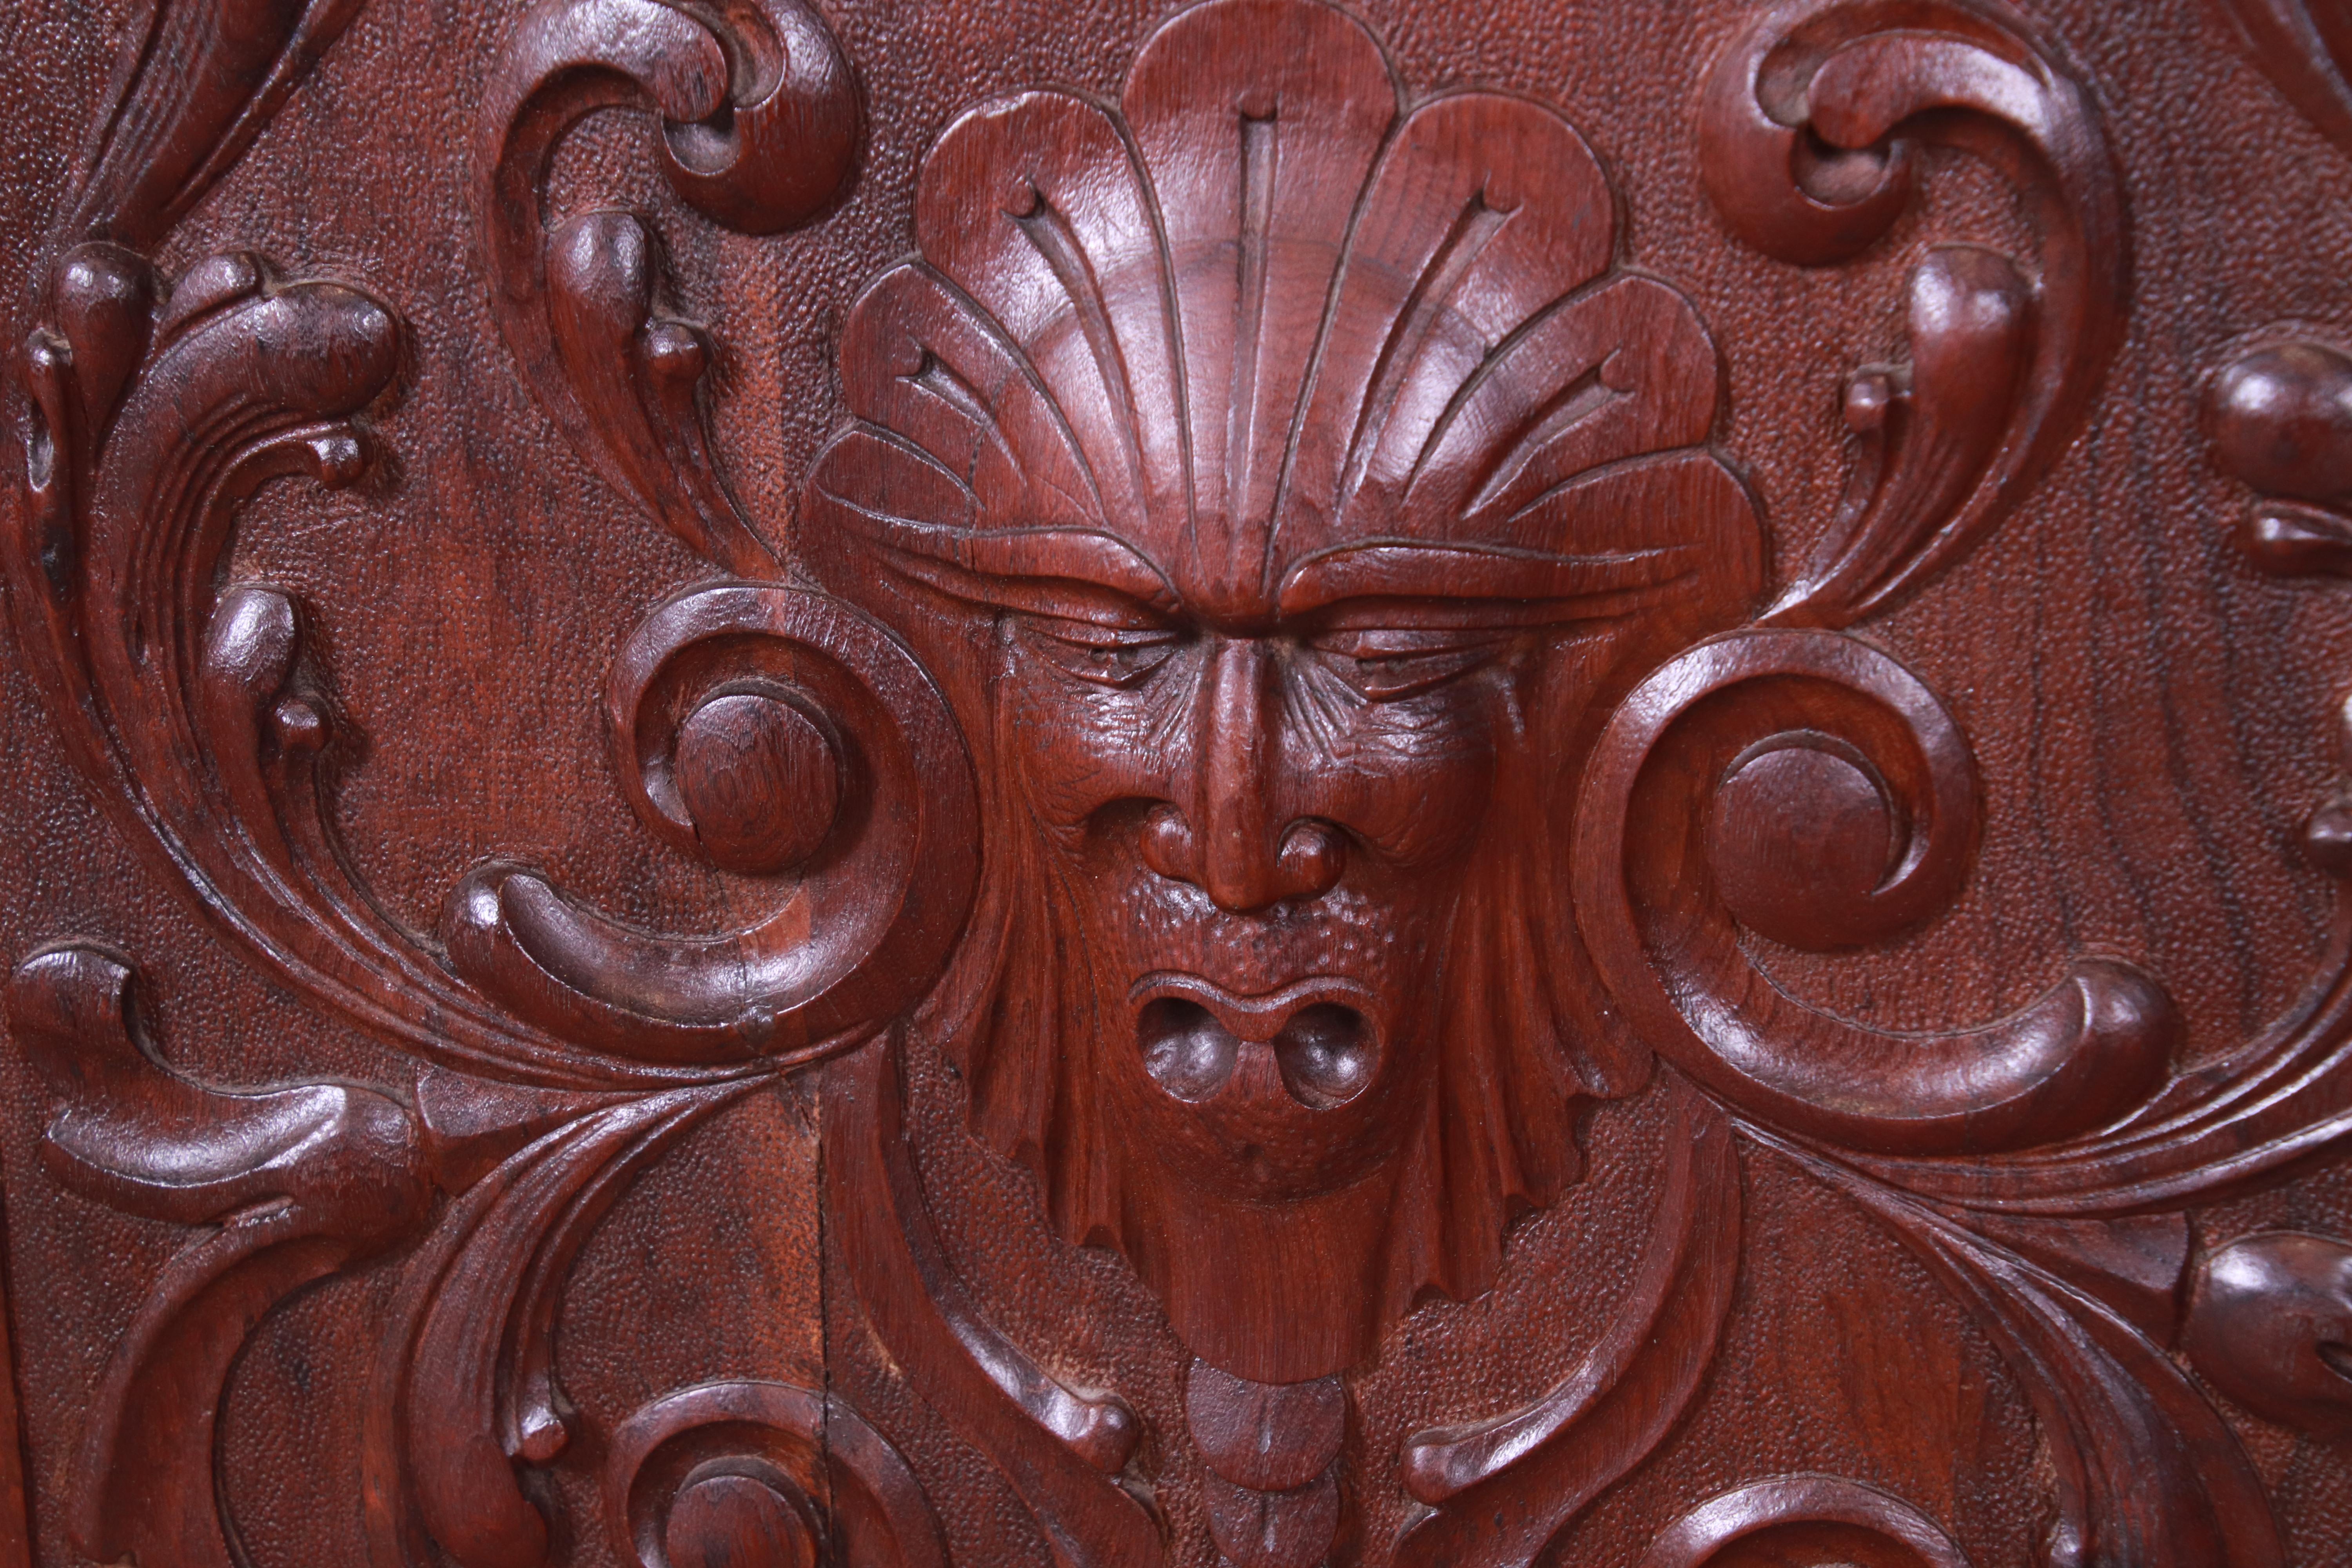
left=664, top=1464, right=822, bottom=1568
left=675, top=689, right=840, bottom=873
left=2204, top=341, right=2352, bottom=506
left=1707, top=734, right=1898, bottom=951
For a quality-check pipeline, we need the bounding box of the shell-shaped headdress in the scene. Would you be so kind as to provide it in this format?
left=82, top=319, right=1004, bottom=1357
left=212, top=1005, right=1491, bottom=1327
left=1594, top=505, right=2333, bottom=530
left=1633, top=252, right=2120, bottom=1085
left=807, top=0, right=1758, bottom=620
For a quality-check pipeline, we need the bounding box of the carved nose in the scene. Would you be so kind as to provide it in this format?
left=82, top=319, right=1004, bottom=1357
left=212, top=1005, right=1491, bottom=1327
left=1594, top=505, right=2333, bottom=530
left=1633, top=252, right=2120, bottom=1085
left=1136, top=637, right=1344, bottom=909
left=1143, top=808, right=1345, bottom=911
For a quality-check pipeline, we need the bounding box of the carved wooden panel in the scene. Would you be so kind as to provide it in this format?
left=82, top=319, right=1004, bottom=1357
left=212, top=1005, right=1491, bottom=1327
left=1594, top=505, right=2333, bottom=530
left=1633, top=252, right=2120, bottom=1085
left=4, top=0, right=2352, bottom=1564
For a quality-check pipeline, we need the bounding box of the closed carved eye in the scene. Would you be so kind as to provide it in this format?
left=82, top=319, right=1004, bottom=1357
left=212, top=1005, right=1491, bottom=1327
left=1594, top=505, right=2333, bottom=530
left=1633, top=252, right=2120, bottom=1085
left=1306, top=626, right=1510, bottom=701
left=1014, top=612, right=1185, bottom=688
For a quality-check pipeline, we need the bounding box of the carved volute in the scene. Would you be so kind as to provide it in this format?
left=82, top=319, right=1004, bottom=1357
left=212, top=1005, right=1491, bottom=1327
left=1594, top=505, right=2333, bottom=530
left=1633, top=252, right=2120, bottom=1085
left=2, top=1, right=2352, bottom=1565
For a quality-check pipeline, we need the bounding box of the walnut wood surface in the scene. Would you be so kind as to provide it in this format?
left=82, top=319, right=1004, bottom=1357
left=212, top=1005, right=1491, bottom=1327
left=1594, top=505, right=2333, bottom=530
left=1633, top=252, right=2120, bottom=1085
left=3, top=0, right=2352, bottom=1565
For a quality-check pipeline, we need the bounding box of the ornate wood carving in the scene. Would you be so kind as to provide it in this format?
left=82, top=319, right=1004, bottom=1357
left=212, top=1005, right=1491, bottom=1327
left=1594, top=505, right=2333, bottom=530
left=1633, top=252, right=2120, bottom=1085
left=2214, top=0, right=2352, bottom=152
left=604, top=1380, right=948, bottom=1568
left=8, top=945, right=430, bottom=1568
left=4, top=0, right=2352, bottom=1563
left=1640, top=1475, right=1972, bottom=1568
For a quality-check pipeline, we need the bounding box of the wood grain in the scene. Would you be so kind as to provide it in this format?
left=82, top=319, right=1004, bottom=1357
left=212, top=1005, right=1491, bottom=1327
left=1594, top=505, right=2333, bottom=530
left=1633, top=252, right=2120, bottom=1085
left=3, top=0, right=2352, bottom=1563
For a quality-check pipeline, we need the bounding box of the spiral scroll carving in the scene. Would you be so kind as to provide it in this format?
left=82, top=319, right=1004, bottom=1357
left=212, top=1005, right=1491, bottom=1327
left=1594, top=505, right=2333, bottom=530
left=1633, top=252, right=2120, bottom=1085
left=16, top=0, right=2352, bottom=1565
left=606, top=1381, right=948, bottom=1568
left=444, top=585, right=980, bottom=1064
left=1574, top=628, right=2177, bottom=1156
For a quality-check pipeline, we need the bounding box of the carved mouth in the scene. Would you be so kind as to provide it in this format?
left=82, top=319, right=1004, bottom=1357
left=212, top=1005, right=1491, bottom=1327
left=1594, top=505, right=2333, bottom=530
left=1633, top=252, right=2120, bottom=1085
left=1131, top=975, right=1379, bottom=1111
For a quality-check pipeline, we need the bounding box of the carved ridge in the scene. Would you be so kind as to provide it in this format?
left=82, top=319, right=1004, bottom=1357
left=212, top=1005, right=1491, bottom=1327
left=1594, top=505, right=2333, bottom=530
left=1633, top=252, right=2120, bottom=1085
left=364, top=1078, right=762, bottom=1568
left=1768, top=1132, right=2286, bottom=1568
left=821, top=1035, right=1156, bottom=1568
left=62, top=0, right=372, bottom=249
left=478, top=0, right=860, bottom=575
left=1700, top=0, right=2128, bottom=628
left=8, top=944, right=431, bottom=1568
left=1641, top=1474, right=1972, bottom=1567
left=1394, top=1076, right=1742, bottom=1568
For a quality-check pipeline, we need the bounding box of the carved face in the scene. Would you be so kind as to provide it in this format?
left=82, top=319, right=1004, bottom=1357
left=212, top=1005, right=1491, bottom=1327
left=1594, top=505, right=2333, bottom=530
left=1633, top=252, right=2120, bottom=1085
left=806, top=0, right=1761, bottom=1380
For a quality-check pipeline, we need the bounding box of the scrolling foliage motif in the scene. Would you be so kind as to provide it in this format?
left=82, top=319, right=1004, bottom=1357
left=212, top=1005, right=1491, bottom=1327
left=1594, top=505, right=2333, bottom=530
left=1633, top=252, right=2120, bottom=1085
left=1628, top=5, right=2352, bottom=1568
left=791, top=0, right=2257, bottom=1563
left=4, top=0, right=968, bottom=1565
left=8, top=0, right=2352, bottom=1566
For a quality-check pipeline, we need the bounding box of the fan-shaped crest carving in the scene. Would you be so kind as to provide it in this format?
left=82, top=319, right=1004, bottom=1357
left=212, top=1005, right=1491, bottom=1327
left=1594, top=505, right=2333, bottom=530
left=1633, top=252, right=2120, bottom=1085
left=809, top=0, right=1747, bottom=614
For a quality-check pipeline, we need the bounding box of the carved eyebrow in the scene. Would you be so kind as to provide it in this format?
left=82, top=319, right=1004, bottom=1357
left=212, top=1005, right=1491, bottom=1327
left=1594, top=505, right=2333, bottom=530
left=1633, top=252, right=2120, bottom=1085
left=1274, top=539, right=1697, bottom=617
left=842, top=511, right=1182, bottom=622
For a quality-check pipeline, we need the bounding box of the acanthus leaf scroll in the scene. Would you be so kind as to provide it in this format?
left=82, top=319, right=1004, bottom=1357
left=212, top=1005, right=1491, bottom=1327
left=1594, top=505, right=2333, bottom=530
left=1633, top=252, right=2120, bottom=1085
left=4, top=0, right=961, bottom=1564
left=792, top=9, right=2186, bottom=1564
left=7, top=944, right=433, bottom=1568
left=1698, top=0, right=2127, bottom=630
left=12, top=0, right=2352, bottom=1565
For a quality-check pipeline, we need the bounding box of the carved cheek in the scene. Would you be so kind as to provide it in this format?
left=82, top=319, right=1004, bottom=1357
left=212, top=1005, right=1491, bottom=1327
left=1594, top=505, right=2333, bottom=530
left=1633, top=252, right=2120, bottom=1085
left=992, top=638, right=1200, bottom=828
left=1280, top=668, right=1501, bottom=868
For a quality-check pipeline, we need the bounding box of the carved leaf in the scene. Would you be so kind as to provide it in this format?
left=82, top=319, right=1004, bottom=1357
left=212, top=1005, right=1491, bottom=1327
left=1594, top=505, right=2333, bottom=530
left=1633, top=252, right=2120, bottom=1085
left=479, top=0, right=861, bottom=574
left=365, top=1076, right=759, bottom=1568
left=1856, top=706, right=2352, bottom=1215
left=64, top=0, right=370, bottom=248
left=2213, top=0, right=2352, bottom=154
left=1771, top=1138, right=2286, bottom=1568
left=2182, top=1231, right=2352, bottom=1436
left=8, top=944, right=430, bottom=1568
left=2205, top=332, right=2352, bottom=577
left=13, top=250, right=971, bottom=1082
left=1701, top=0, right=2127, bottom=628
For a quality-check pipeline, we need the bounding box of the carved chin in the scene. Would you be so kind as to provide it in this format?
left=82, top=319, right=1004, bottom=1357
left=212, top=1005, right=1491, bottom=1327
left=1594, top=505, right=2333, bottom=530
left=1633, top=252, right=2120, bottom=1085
left=923, top=811, right=1608, bottom=1381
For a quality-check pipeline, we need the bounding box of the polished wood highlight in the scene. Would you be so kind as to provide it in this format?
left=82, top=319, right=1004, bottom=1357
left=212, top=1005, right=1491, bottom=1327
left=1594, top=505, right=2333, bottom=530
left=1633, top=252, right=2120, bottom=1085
left=4, top=0, right=2352, bottom=1564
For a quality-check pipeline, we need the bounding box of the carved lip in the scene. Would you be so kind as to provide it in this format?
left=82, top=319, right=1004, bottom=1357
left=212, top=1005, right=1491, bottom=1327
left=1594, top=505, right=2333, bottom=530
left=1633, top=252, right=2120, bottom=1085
left=1127, top=972, right=1378, bottom=1035
left=1128, top=973, right=1382, bottom=1111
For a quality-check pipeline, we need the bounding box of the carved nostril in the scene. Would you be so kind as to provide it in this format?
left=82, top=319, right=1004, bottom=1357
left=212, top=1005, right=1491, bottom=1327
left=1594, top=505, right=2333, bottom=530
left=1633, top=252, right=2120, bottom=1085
left=1143, top=809, right=1345, bottom=907
left=1273, top=1004, right=1374, bottom=1109
left=1274, top=821, right=1346, bottom=900
left=1141, top=804, right=1199, bottom=884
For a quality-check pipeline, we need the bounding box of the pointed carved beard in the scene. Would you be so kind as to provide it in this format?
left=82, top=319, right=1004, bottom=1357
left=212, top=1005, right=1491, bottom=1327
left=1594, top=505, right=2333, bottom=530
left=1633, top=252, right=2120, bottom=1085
left=900, top=691, right=1642, bottom=1377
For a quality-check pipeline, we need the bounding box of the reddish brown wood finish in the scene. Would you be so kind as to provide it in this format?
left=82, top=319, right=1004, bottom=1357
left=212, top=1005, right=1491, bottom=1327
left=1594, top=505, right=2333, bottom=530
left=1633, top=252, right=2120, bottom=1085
left=5, top=0, right=2352, bottom=1564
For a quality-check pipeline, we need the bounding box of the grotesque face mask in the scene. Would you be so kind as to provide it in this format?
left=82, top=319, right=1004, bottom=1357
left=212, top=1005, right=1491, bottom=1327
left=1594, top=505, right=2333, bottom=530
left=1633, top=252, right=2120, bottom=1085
left=804, top=0, right=1762, bottom=1382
